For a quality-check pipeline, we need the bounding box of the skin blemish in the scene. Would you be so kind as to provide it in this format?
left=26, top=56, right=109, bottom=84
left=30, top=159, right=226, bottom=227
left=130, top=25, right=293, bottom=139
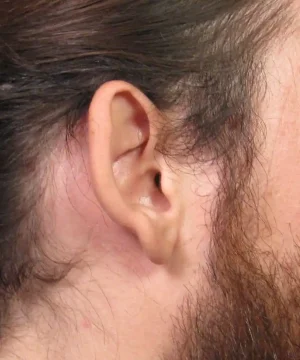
left=81, top=317, right=92, bottom=330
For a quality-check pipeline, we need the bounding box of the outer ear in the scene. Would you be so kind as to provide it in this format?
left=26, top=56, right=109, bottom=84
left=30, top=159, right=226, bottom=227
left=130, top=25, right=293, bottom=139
left=88, top=81, right=182, bottom=264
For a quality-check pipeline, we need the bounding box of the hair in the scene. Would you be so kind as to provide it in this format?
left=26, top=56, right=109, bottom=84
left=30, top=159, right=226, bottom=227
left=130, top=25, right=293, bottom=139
left=0, top=0, right=290, bottom=340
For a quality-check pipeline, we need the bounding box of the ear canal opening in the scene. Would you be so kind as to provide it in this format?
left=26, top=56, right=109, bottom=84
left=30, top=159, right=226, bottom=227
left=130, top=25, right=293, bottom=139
left=154, top=172, right=162, bottom=191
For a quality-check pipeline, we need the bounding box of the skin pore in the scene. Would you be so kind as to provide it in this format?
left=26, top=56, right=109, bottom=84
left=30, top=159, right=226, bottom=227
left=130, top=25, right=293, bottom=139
left=1, top=1, right=300, bottom=360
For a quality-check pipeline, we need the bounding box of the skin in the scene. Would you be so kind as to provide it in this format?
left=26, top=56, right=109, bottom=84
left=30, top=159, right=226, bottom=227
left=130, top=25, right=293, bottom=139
left=2, top=8, right=300, bottom=360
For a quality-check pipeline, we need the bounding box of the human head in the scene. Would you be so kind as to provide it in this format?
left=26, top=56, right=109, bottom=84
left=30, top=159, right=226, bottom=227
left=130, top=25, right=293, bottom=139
left=0, top=0, right=300, bottom=359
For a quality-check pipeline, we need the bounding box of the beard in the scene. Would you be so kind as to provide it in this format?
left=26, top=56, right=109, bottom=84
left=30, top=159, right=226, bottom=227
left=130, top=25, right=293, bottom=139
left=167, top=219, right=300, bottom=359
left=169, top=247, right=300, bottom=360
left=165, top=152, right=300, bottom=360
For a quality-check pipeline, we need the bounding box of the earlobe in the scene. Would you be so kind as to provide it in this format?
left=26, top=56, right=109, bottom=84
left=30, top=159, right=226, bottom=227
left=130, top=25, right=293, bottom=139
left=88, top=81, right=182, bottom=264
left=134, top=164, right=183, bottom=264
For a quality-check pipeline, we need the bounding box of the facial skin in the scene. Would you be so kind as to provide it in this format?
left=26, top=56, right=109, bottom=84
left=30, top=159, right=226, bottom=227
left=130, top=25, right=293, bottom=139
left=2, top=10, right=300, bottom=360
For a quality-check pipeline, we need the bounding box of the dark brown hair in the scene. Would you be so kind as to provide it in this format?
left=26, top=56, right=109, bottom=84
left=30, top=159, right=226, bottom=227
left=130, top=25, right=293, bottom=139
left=0, top=0, right=288, bottom=337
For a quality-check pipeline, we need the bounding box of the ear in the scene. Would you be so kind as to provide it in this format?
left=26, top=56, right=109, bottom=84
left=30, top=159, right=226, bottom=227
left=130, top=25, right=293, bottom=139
left=88, top=81, right=182, bottom=265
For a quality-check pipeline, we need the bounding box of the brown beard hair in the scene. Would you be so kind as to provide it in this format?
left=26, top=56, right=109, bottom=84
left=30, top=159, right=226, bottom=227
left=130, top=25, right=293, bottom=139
left=166, top=116, right=300, bottom=360
left=170, top=249, right=300, bottom=359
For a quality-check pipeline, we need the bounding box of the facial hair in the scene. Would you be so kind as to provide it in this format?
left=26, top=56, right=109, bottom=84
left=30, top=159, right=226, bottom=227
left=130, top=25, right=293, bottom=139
left=165, top=172, right=300, bottom=360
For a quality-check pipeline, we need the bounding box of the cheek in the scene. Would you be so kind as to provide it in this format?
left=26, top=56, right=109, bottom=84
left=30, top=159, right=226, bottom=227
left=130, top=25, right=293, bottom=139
left=259, top=129, right=300, bottom=256
left=257, top=44, right=300, bottom=256
left=257, top=35, right=300, bottom=256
